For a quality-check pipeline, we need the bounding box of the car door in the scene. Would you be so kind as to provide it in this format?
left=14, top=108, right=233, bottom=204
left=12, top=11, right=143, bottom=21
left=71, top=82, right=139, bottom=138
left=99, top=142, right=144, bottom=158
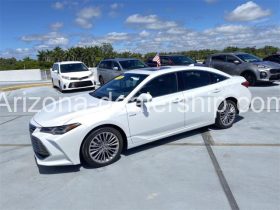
left=51, top=64, right=59, bottom=86
left=225, top=55, right=241, bottom=75
left=109, top=61, right=122, bottom=79
left=179, top=70, right=225, bottom=126
left=126, top=73, right=185, bottom=143
left=104, top=61, right=114, bottom=82
left=210, top=55, right=228, bottom=73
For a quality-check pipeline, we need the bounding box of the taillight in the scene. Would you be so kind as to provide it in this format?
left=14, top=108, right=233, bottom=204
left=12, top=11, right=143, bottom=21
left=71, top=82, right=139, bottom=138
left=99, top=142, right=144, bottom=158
left=242, top=81, right=250, bottom=88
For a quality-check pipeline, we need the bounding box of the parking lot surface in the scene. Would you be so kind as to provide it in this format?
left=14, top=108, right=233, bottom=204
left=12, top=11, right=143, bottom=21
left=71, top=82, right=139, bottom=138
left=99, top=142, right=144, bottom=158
left=0, top=83, right=280, bottom=210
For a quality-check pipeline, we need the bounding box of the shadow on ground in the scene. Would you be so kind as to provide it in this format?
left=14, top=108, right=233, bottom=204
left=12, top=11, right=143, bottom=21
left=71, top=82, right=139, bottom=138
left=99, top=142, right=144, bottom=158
left=254, top=81, right=279, bottom=87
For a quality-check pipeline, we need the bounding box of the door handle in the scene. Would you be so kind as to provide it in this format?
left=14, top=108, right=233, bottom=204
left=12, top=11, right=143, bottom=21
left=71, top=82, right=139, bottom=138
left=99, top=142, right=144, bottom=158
left=171, top=98, right=184, bottom=103
left=212, top=88, right=221, bottom=93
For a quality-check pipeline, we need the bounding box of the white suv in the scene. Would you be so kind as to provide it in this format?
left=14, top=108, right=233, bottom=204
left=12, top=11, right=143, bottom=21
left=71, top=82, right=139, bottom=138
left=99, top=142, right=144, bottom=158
left=51, top=61, right=95, bottom=92
left=30, top=66, right=251, bottom=167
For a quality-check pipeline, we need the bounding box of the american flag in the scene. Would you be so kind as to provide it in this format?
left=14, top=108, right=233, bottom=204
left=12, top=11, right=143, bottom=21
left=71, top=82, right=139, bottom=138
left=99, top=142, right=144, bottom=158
left=152, top=53, right=161, bottom=67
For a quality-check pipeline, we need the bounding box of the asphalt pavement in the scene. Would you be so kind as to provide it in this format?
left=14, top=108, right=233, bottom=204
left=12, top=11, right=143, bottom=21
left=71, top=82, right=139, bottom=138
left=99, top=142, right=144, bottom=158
left=0, top=82, right=279, bottom=210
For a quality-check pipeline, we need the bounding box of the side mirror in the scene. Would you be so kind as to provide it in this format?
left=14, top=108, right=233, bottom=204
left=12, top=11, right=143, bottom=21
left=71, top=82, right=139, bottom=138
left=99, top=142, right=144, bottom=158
left=136, top=93, right=152, bottom=106
left=113, top=67, right=120, bottom=71
left=234, top=60, right=241, bottom=64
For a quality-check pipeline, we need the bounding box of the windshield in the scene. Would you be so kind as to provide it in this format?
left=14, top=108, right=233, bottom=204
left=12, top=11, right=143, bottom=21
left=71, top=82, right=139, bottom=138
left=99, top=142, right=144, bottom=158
left=236, top=54, right=262, bottom=63
left=119, top=60, right=147, bottom=70
left=171, top=56, right=195, bottom=65
left=60, top=63, right=89, bottom=73
left=90, top=73, right=148, bottom=101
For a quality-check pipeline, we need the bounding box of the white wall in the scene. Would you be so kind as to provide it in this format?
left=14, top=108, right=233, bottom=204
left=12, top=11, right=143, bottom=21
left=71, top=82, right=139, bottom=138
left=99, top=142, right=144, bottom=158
left=0, top=69, right=42, bottom=82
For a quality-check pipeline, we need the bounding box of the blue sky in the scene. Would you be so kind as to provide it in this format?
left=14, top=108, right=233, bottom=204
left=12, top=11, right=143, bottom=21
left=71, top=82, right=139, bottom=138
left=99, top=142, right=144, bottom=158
left=0, top=0, right=279, bottom=59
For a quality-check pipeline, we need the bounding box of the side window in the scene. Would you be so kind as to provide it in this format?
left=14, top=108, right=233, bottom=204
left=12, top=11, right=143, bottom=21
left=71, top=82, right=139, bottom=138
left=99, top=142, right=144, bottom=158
left=113, top=61, right=121, bottom=70
left=212, top=55, right=226, bottom=62
left=137, top=73, right=178, bottom=98
left=52, top=64, right=58, bottom=71
left=226, top=55, right=238, bottom=63
left=181, top=70, right=211, bottom=90
left=210, top=73, right=228, bottom=83
left=161, top=57, right=171, bottom=65
left=104, top=61, right=113, bottom=69
left=99, top=61, right=105, bottom=68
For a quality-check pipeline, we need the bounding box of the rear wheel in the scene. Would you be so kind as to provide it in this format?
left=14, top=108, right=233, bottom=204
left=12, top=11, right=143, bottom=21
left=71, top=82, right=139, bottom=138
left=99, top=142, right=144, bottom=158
left=215, top=100, right=237, bottom=129
left=99, top=76, right=105, bottom=86
left=81, top=127, right=123, bottom=167
left=242, top=72, right=257, bottom=86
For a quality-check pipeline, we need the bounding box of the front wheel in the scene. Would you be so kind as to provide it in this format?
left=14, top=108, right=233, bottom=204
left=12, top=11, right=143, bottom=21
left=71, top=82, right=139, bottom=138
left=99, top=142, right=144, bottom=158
left=242, top=72, right=257, bottom=86
left=215, top=100, right=238, bottom=129
left=81, top=127, right=123, bottom=167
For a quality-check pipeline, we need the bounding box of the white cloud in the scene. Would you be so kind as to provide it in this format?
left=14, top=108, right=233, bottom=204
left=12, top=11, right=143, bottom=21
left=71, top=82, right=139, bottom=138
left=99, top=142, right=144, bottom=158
left=75, top=7, right=101, bottom=29
left=21, top=32, right=69, bottom=46
left=126, top=14, right=178, bottom=30
left=50, top=22, right=63, bottom=31
left=52, top=1, right=64, bottom=10
left=139, top=30, right=150, bottom=37
left=110, top=3, right=120, bottom=9
left=226, top=1, right=271, bottom=22
left=0, top=48, right=34, bottom=59
left=204, top=25, right=250, bottom=35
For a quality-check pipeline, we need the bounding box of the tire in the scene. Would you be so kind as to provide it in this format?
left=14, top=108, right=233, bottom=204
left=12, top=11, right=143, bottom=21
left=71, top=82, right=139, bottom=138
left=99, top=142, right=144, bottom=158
left=51, top=79, right=55, bottom=88
left=215, top=100, right=238, bottom=129
left=242, top=72, right=257, bottom=86
left=58, top=81, right=64, bottom=93
left=81, top=127, right=123, bottom=167
left=99, top=76, right=105, bottom=86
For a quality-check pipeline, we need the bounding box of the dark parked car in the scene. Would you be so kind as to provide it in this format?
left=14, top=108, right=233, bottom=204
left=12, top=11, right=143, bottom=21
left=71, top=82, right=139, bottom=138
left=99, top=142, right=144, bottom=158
left=204, top=52, right=280, bottom=85
left=263, top=54, right=280, bottom=64
left=146, top=55, right=200, bottom=67
left=97, top=58, right=147, bottom=85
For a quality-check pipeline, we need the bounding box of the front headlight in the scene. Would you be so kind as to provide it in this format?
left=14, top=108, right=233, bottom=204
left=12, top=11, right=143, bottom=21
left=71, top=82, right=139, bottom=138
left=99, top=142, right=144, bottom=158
left=61, top=75, right=71, bottom=80
left=40, top=123, right=81, bottom=135
left=255, top=64, right=268, bottom=69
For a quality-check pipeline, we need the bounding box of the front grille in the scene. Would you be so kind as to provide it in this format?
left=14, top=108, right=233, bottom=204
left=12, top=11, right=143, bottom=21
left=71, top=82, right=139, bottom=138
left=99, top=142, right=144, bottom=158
left=29, top=123, right=36, bottom=133
left=31, top=136, right=50, bottom=159
left=69, top=81, right=93, bottom=88
left=70, top=76, right=88, bottom=80
left=270, top=69, right=280, bottom=74
left=269, top=74, right=280, bottom=81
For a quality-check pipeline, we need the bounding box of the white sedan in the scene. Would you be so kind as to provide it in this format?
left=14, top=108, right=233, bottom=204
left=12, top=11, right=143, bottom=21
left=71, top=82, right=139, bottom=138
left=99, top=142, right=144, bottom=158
left=30, top=66, right=251, bottom=167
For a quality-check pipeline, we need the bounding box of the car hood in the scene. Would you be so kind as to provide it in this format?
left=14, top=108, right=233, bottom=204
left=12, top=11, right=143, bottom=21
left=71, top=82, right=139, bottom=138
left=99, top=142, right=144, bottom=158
left=60, top=71, right=92, bottom=77
left=251, top=61, right=280, bottom=68
left=33, top=93, right=112, bottom=127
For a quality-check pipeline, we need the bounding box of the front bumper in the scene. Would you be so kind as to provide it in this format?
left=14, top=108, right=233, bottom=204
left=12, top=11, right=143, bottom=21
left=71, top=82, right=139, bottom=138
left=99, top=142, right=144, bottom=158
left=257, top=69, right=280, bottom=82
left=60, top=78, right=96, bottom=90
left=29, top=118, right=88, bottom=166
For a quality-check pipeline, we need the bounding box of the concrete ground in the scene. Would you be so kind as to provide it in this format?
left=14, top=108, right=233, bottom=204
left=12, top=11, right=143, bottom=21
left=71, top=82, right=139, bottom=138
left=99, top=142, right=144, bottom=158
left=0, top=82, right=279, bottom=210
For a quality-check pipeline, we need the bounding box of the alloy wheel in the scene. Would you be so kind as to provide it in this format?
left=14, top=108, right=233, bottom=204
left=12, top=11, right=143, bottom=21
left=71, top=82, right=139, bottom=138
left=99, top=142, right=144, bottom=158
left=219, top=102, right=236, bottom=126
left=88, top=132, right=120, bottom=164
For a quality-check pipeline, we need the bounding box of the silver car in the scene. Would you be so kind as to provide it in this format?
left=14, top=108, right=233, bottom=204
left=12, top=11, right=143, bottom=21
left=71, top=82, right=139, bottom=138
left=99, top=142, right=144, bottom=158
left=204, top=52, right=280, bottom=85
left=97, top=58, right=147, bottom=85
